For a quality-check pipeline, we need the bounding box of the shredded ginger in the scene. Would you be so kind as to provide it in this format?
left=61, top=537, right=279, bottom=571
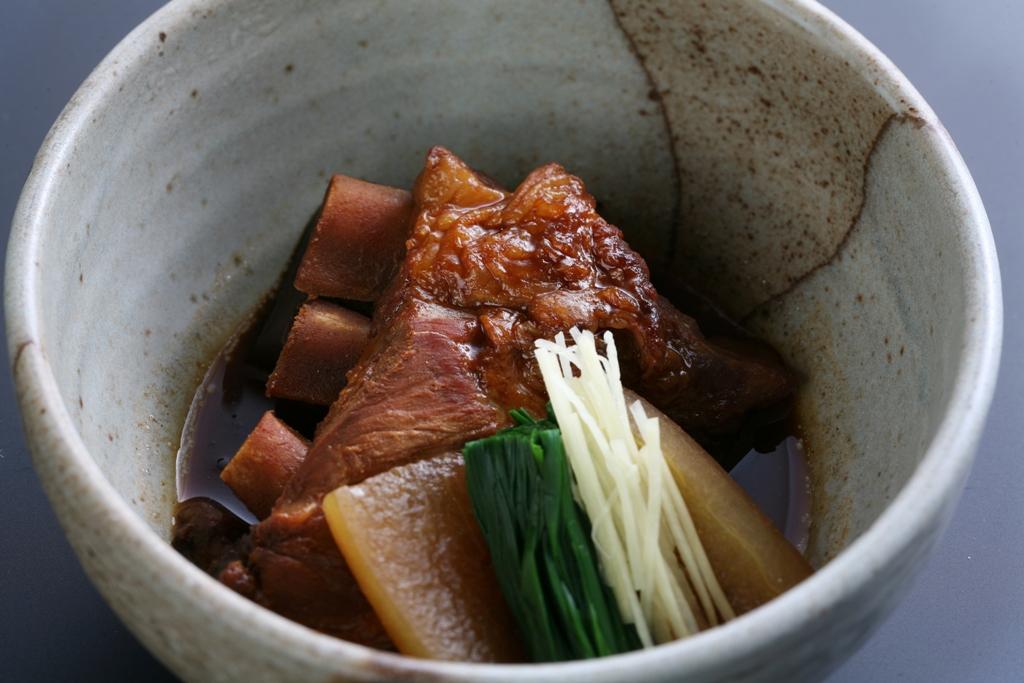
left=534, top=328, right=734, bottom=645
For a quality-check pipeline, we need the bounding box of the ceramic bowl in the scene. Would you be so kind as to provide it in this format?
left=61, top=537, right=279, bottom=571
left=5, top=0, right=1001, bottom=681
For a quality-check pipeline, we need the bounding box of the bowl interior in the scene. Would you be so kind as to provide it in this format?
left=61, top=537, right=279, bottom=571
left=12, top=0, right=991, bottom=678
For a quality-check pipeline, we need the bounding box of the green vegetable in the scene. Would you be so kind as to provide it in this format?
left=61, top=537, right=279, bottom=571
left=463, top=410, right=640, bottom=661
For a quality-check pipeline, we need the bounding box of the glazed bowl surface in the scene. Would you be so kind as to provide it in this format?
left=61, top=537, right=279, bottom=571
left=5, top=0, right=1001, bottom=681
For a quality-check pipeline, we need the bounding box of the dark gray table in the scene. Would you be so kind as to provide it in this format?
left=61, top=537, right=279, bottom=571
left=2, top=1, right=1020, bottom=680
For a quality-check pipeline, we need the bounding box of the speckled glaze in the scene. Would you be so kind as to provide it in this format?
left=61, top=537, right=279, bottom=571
left=4, top=1, right=1001, bottom=682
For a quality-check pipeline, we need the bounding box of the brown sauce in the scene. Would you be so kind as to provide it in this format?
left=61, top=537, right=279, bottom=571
left=175, top=212, right=327, bottom=523
left=174, top=309, right=327, bottom=523
left=175, top=316, right=273, bottom=523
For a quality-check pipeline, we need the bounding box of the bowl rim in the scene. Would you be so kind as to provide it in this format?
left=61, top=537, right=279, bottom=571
left=4, top=0, right=1003, bottom=679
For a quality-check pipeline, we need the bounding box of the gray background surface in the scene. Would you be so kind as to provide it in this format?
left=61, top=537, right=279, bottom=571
left=1, top=1, right=1020, bottom=680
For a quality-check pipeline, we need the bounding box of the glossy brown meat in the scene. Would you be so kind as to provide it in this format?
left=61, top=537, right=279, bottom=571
left=247, top=509, right=391, bottom=647
left=407, top=147, right=794, bottom=435
left=172, top=498, right=249, bottom=575
left=235, top=147, right=793, bottom=644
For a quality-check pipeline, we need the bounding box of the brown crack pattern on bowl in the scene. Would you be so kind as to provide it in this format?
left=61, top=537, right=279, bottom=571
left=746, top=115, right=974, bottom=564
left=612, top=0, right=899, bottom=317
